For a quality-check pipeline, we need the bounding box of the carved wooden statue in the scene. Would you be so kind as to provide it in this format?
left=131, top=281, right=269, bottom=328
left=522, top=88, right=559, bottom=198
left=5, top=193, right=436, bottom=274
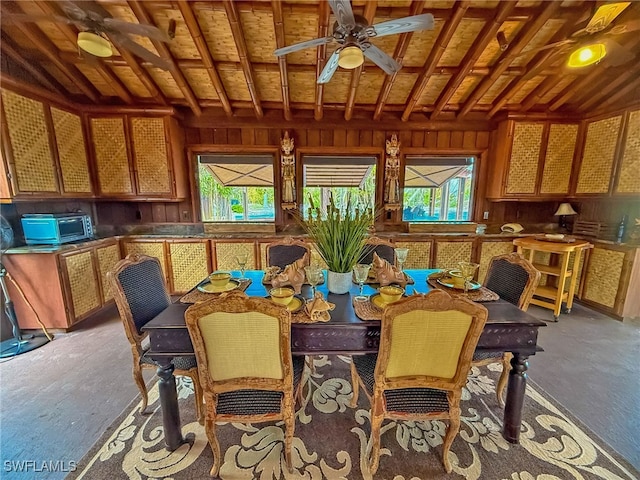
left=281, top=131, right=296, bottom=210
left=271, top=252, right=309, bottom=294
left=371, top=252, right=407, bottom=287
left=384, top=134, right=401, bottom=211
left=304, top=291, right=335, bottom=322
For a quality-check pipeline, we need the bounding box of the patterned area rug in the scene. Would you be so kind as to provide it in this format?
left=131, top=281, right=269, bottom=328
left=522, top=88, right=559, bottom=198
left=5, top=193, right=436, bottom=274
left=68, top=356, right=638, bottom=480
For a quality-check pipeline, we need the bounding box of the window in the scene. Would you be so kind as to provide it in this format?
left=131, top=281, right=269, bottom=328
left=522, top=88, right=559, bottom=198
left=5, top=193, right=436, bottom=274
left=301, top=155, right=376, bottom=216
left=198, top=154, right=275, bottom=222
left=402, top=156, right=475, bottom=222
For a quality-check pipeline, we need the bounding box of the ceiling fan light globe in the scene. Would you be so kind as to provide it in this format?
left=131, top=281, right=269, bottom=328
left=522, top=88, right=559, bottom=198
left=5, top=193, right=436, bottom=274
left=338, top=46, right=364, bottom=69
left=77, top=31, right=112, bottom=58
left=567, top=43, right=606, bottom=68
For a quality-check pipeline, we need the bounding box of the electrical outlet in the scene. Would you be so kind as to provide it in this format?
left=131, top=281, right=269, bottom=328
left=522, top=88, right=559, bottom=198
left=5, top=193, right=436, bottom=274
left=483, top=211, right=489, bottom=220
left=182, top=211, right=189, bottom=220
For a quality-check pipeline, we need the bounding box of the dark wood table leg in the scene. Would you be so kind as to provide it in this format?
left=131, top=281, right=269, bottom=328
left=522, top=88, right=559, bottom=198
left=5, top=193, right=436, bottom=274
left=156, top=359, right=186, bottom=451
left=503, top=352, right=529, bottom=444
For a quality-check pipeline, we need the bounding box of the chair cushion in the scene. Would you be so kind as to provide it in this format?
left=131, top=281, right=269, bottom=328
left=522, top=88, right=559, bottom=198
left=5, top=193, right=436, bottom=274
left=484, top=259, right=530, bottom=307
left=359, top=244, right=395, bottom=265
left=268, top=245, right=308, bottom=269
left=216, top=356, right=305, bottom=416
left=473, top=351, right=505, bottom=362
left=353, top=354, right=449, bottom=414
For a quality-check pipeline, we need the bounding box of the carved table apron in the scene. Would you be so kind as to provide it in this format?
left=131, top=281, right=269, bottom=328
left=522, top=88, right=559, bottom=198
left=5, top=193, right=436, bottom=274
left=142, top=270, right=545, bottom=451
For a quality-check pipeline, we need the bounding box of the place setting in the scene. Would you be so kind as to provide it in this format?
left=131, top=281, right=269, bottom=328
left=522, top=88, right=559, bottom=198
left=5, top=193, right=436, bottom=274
left=179, top=262, right=253, bottom=304
left=427, top=262, right=499, bottom=302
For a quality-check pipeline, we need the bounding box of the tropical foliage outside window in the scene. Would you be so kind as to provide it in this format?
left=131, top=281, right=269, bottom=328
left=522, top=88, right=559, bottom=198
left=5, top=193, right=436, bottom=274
left=402, top=158, right=474, bottom=222
left=199, top=163, right=275, bottom=222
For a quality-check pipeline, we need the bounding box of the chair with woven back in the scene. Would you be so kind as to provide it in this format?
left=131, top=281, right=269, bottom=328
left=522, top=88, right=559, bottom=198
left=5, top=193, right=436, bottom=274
left=474, top=252, right=541, bottom=406
left=265, top=236, right=311, bottom=269
left=359, top=236, right=395, bottom=265
left=108, top=254, right=203, bottom=421
left=184, top=290, right=306, bottom=476
left=350, top=290, right=488, bottom=474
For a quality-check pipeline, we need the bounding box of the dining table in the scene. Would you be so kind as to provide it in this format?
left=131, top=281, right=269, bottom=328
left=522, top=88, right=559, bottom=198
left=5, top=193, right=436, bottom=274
left=142, top=269, right=545, bottom=451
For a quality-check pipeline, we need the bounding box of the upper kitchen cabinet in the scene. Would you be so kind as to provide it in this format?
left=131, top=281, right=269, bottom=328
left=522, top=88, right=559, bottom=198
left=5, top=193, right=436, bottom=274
left=574, top=114, right=623, bottom=196
left=613, top=109, right=640, bottom=196
left=0, top=89, right=93, bottom=200
left=486, top=120, right=578, bottom=199
left=88, top=114, right=187, bottom=201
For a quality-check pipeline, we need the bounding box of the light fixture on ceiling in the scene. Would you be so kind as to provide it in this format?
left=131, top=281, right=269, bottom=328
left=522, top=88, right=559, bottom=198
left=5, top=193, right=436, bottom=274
left=338, top=45, right=364, bottom=69
left=567, top=43, right=606, bottom=68
left=496, top=31, right=509, bottom=51
left=77, top=31, right=112, bottom=58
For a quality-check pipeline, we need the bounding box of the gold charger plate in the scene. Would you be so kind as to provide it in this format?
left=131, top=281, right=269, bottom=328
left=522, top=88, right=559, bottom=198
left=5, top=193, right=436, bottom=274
left=268, top=295, right=304, bottom=313
left=198, top=279, right=241, bottom=293
left=370, top=292, right=404, bottom=309
left=437, top=277, right=481, bottom=291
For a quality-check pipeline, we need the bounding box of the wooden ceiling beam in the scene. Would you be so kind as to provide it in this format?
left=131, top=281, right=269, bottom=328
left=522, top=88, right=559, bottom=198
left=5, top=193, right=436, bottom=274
left=519, top=74, right=562, bottom=112
left=0, top=35, right=66, bottom=95
left=272, top=0, right=291, bottom=121
left=578, top=67, right=640, bottom=112
left=458, top=1, right=561, bottom=118
left=401, top=0, right=470, bottom=122
left=177, top=0, right=232, bottom=117
left=314, top=0, right=331, bottom=121
left=345, top=1, right=377, bottom=121
left=111, top=43, right=169, bottom=105
left=128, top=0, right=202, bottom=116
left=373, top=0, right=425, bottom=121
left=548, top=35, right=640, bottom=112
left=590, top=72, right=640, bottom=113
left=1, top=2, right=100, bottom=102
left=30, top=0, right=133, bottom=104
left=431, top=1, right=516, bottom=119
left=222, top=0, right=263, bottom=119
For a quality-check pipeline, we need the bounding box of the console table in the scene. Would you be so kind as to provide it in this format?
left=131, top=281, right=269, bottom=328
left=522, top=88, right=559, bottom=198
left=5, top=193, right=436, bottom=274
left=513, top=237, right=592, bottom=320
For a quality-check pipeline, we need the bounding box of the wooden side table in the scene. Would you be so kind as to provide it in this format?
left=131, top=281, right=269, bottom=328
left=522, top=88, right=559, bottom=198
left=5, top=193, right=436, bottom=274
left=513, top=238, right=593, bottom=321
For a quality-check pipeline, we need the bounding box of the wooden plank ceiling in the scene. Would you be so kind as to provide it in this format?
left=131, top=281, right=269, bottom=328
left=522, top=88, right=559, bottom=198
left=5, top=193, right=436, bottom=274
left=1, top=0, right=639, bottom=121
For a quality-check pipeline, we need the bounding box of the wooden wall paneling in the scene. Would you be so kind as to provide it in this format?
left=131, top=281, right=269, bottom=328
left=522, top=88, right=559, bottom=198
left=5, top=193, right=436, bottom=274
left=476, top=131, right=491, bottom=149
left=463, top=131, right=477, bottom=149
left=228, top=128, right=242, bottom=144
left=241, top=128, right=255, bottom=145
left=213, top=128, right=227, bottom=144
left=450, top=131, right=464, bottom=149
left=359, top=130, right=372, bottom=146
left=321, top=129, right=333, bottom=146
left=372, top=130, right=386, bottom=148
left=255, top=128, right=269, bottom=145
left=399, top=131, right=412, bottom=148
left=346, top=129, right=359, bottom=147
left=425, top=131, right=438, bottom=148
left=185, top=127, right=201, bottom=144
left=152, top=203, right=167, bottom=223
left=333, top=129, right=347, bottom=147
left=437, top=131, right=450, bottom=149
left=411, top=131, right=424, bottom=147
left=307, top=129, right=321, bottom=147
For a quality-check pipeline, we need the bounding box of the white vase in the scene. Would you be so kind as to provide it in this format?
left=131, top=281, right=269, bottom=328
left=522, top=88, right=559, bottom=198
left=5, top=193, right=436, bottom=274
left=327, top=270, right=352, bottom=294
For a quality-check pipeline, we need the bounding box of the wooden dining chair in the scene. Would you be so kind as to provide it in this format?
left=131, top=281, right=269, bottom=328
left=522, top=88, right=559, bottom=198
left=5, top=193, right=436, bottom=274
left=185, top=290, right=305, bottom=476
left=350, top=290, right=488, bottom=474
left=474, top=252, right=541, bottom=406
left=108, top=254, right=203, bottom=421
left=359, top=236, right=395, bottom=265
left=265, top=236, right=311, bottom=269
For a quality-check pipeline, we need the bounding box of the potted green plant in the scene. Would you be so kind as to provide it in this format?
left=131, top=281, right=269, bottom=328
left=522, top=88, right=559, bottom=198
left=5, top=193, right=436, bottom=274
left=300, top=194, right=374, bottom=294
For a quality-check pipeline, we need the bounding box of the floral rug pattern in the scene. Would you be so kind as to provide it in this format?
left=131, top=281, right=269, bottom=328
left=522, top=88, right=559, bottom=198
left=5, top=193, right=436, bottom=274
left=69, top=356, right=639, bottom=480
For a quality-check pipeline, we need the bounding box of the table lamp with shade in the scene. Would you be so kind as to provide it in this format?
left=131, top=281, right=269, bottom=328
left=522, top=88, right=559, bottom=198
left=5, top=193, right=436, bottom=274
left=554, top=203, right=577, bottom=231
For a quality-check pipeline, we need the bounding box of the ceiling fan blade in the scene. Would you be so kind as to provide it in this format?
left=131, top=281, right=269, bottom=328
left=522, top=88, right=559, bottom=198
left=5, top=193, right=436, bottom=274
left=60, top=1, right=90, bottom=22
left=275, top=36, right=333, bottom=57
left=317, top=50, right=340, bottom=84
left=609, top=18, right=640, bottom=35
left=363, top=44, right=401, bottom=75
left=328, top=0, right=356, bottom=29
left=103, top=18, right=172, bottom=43
left=499, top=38, right=576, bottom=63
left=371, top=13, right=435, bottom=38
left=584, top=2, right=631, bottom=33
left=109, top=32, right=172, bottom=71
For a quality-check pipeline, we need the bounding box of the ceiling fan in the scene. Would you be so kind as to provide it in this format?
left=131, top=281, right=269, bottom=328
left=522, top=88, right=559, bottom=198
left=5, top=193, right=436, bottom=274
left=5, top=1, right=174, bottom=70
left=274, top=0, right=434, bottom=84
left=505, top=2, right=639, bottom=70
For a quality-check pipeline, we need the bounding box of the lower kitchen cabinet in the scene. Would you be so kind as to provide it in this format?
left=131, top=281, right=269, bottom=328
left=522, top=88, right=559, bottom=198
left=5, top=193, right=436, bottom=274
left=4, top=238, right=122, bottom=331
left=167, top=240, right=211, bottom=293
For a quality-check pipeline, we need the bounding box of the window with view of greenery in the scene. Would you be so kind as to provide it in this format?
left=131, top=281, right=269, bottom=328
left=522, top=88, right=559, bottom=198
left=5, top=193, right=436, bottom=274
left=198, top=154, right=275, bottom=222
left=402, top=157, right=475, bottom=222
left=301, top=156, right=377, bottom=217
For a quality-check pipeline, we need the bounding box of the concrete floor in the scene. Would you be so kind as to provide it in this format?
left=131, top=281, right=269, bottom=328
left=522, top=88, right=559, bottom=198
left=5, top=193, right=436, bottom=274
left=0, top=302, right=639, bottom=480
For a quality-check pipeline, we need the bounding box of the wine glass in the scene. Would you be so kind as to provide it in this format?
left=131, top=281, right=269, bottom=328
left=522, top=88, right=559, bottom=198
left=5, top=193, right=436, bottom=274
left=353, top=263, right=372, bottom=302
left=394, top=247, right=409, bottom=273
left=304, top=265, right=323, bottom=298
left=235, top=253, right=248, bottom=279
left=458, top=261, right=479, bottom=294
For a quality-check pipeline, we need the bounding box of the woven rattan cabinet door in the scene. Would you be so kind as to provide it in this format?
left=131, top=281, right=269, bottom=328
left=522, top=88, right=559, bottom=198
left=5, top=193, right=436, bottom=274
left=130, top=117, right=173, bottom=196
left=90, top=116, right=134, bottom=196
left=214, top=241, right=257, bottom=271
left=582, top=247, right=625, bottom=310
left=435, top=241, right=473, bottom=270
left=123, top=241, right=168, bottom=279
left=95, top=242, right=122, bottom=303
left=615, top=110, right=640, bottom=195
left=539, top=123, right=578, bottom=195
left=1, top=90, right=59, bottom=194
left=60, top=250, right=101, bottom=323
left=576, top=115, right=623, bottom=195
left=478, top=241, right=515, bottom=284
left=50, top=107, right=92, bottom=195
left=505, top=123, right=544, bottom=195
left=168, top=242, right=209, bottom=294
left=394, top=241, right=432, bottom=269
